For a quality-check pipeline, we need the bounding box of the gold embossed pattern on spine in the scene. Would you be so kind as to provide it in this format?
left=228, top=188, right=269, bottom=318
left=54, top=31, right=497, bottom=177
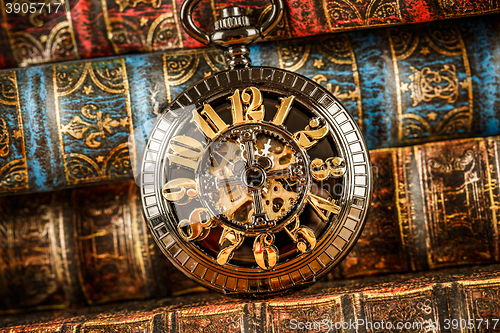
left=101, top=0, right=184, bottom=55
left=1, top=266, right=500, bottom=330
left=277, top=34, right=363, bottom=127
left=388, top=21, right=473, bottom=144
left=53, top=59, right=136, bottom=186
left=0, top=71, right=28, bottom=192
left=74, top=182, right=151, bottom=304
left=364, top=287, right=439, bottom=332
left=0, top=0, right=78, bottom=67
left=323, top=0, right=403, bottom=31
left=0, top=191, right=70, bottom=311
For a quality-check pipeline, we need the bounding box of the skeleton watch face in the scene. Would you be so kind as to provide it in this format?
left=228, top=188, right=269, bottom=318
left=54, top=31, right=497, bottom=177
left=140, top=68, right=372, bottom=296
left=197, top=122, right=310, bottom=235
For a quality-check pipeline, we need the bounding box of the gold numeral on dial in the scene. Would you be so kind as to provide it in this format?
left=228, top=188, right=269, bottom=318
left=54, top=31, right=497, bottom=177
left=167, top=135, right=204, bottom=170
left=177, top=208, right=214, bottom=241
left=310, top=157, right=346, bottom=181
left=162, top=178, right=199, bottom=204
left=284, top=217, right=317, bottom=253
left=294, top=118, right=328, bottom=150
left=307, top=193, right=341, bottom=221
left=228, top=87, right=265, bottom=124
left=272, top=95, right=295, bottom=126
left=229, top=89, right=245, bottom=124
left=217, top=228, right=244, bottom=265
left=242, top=87, right=264, bottom=121
left=253, top=233, right=278, bottom=270
left=192, top=104, right=228, bottom=139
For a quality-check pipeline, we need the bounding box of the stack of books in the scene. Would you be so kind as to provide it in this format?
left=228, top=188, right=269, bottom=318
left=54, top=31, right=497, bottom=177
left=0, top=0, right=499, bottom=330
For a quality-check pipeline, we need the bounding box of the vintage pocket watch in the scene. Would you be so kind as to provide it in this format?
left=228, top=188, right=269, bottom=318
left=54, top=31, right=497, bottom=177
left=140, top=0, right=372, bottom=297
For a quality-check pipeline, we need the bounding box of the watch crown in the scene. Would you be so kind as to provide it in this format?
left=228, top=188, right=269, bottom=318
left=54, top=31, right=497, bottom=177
left=214, top=7, right=250, bottom=30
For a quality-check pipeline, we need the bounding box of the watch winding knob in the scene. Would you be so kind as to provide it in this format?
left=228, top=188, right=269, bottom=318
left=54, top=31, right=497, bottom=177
left=214, top=7, right=250, bottom=30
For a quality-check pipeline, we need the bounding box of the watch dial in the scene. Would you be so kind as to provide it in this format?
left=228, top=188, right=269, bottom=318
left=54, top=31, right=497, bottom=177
left=141, top=68, right=371, bottom=296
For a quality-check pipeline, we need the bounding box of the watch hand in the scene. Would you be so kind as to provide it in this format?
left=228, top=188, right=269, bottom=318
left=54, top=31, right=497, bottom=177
left=245, top=141, right=256, bottom=165
left=217, top=176, right=242, bottom=186
left=214, top=150, right=234, bottom=165
left=266, top=169, right=291, bottom=179
left=241, top=139, right=268, bottom=221
left=266, top=164, right=303, bottom=179
left=252, top=190, right=264, bottom=215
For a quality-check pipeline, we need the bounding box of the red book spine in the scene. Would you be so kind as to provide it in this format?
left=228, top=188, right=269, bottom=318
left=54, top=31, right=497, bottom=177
left=69, top=0, right=114, bottom=59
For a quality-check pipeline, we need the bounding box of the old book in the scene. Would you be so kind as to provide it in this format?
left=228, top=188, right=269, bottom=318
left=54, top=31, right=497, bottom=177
left=0, top=0, right=499, bottom=68
left=0, top=264, right=499, bottom=331
left=1, top=15, right=500, bottom=195
left=1, top=135, right=500, bottom=314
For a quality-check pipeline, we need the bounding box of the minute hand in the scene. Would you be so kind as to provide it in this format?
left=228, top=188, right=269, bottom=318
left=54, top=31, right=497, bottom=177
left=266, top=169, right=291, bottom=179
left=217, top=176, right=242, bottom=186
left=266, top=164, right=303, bottom=180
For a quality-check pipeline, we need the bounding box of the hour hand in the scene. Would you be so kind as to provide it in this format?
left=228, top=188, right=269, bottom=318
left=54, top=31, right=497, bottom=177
left=217, top=176, right=242, bottom=186
left=266, top=163, right=307, bottom=183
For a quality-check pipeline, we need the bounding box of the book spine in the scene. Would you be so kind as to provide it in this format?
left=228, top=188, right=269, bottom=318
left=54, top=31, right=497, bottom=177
left=0, top=265, right=499, bottom=331
left=0, top=181, right=196, bottom=314
left=332, top=136, right=500, bottom=281
left=0, top=0, right=499, bottom=69
left=1, top=135, right=500, bottom=313
left=0, top=15, right=500, bottom=195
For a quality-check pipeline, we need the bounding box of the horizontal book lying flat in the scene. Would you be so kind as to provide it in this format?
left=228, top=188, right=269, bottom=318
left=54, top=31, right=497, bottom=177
left=1, top=135, right=499, bottom=313
left=0, top=264, right=499, bottom=331
left=1, top=15, right=500, bottom=195
left=1, top=0, right=499, bottom=68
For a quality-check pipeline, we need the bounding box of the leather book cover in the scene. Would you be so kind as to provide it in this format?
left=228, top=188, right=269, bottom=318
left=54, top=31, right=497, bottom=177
left=0, top=264, right=499, bottom=331
left=0, top=0, right=499, bottom=68
left=1, top=135, right=500, bottom=313
left=1, top=15, right=500, bottom=195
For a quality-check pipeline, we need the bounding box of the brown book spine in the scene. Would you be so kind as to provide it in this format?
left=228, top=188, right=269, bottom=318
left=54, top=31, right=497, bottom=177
left=1, top=135, right=500, bottom=313
left=1, top=265, right=499, bottom=332
left=328, top=136, right=500, bottom=280
left=0, top=190, right=83, bottom=311
left=0, top=181, right=200, bottom=315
